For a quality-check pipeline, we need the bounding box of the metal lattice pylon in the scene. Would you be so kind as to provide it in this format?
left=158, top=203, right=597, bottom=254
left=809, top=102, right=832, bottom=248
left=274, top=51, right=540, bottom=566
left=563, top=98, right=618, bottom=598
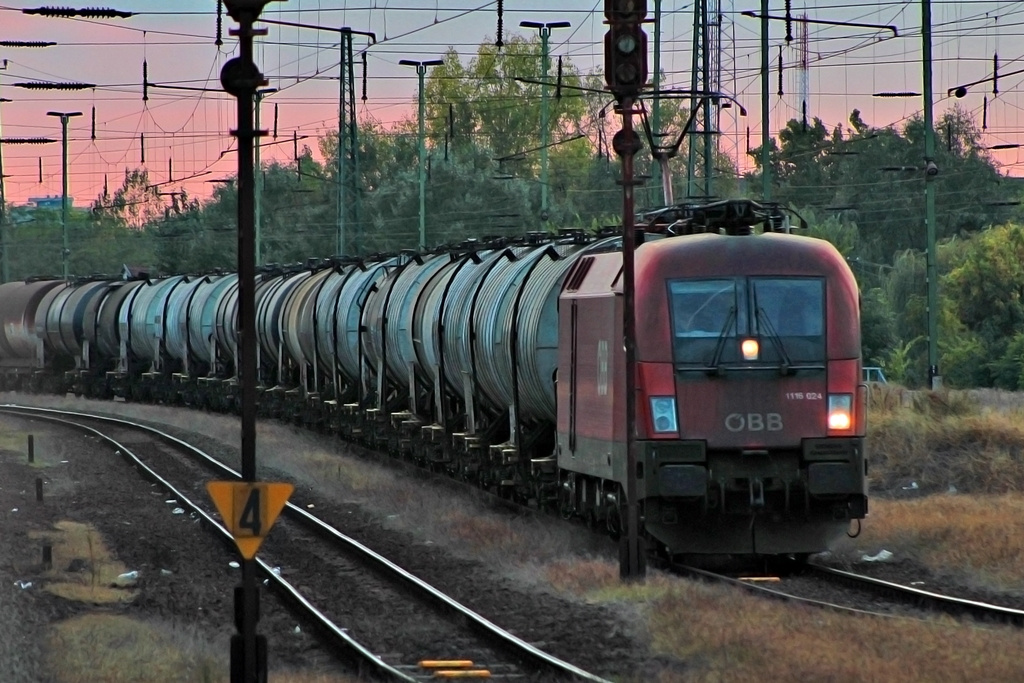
left=337, top=29, right=361, bottom=256
left=686, top=0, right=723, bottom=199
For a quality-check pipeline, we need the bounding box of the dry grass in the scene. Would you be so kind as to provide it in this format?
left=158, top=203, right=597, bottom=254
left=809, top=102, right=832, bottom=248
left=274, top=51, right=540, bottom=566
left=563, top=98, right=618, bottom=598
left=48, top=612, right=360, bottom=683
left=867, top=384, right=1024, bottom=494
left=0, top=568, right=45, bottom=682
left=49, top=614, right=226, bottom=683
left=645, top=579, right=1024, bottom=682
left=832, top=495, right=1024, bottom=591
left=544, top=560, right=1024, bottom=682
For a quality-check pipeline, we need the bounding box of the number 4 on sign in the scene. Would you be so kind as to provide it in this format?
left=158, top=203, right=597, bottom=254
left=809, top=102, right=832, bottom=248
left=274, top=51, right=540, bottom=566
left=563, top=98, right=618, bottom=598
left=206, top=481, right=294, bottom=560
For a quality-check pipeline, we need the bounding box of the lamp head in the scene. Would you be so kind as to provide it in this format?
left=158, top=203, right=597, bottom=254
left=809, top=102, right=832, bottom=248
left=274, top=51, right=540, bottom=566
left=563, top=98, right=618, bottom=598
left=222, top=0, right=279, bottom=21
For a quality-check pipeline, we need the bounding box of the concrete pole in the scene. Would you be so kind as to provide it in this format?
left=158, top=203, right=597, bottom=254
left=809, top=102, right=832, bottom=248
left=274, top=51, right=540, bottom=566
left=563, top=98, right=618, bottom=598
left=521, top=21, right=570, bottom=221
left=651, top=0, right=662, bottom=206
left=254, top=90, right=271, bottom=267
left=760, top=0, right=771, bottom=201
left=47, top=111, right=81, bottom=280
left=922, top=0, right=939, bottom=388
left=416, top=66, right=427, bottom=251
left=399, top=59, right=443, bottom=250
left=0, top=97, right=8, bottom=283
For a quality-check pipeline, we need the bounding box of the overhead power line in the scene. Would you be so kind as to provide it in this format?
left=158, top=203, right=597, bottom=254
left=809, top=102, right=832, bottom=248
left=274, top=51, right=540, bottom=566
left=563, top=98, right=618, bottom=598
left=22, top=6, right=133, bottom=19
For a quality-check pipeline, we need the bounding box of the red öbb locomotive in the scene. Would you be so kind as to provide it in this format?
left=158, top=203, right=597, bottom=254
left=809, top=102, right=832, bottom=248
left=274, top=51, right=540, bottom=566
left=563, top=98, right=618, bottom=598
left=557, top=201, right=867, bottom=557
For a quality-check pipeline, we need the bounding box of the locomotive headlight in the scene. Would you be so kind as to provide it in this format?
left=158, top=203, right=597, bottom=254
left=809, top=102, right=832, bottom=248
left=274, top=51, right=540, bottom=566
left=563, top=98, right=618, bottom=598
left=741, top=338, right=759, bottom=361
left=650, top=396, right=679, bottom=433
left=827, top=394, right=853, bottom=431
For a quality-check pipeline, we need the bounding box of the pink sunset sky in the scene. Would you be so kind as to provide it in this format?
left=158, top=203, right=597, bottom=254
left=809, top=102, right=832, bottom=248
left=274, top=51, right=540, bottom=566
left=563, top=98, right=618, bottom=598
left=0, top=1, right=1021, bottom=208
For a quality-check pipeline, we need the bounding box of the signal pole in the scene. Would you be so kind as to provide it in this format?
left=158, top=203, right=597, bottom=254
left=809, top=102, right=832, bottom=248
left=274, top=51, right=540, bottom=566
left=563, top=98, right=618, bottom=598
left=605, top=0, right=649, bottom=582
left=220, top=1, right=276, bottom=681
left=399, top=58, right=443, bottom=251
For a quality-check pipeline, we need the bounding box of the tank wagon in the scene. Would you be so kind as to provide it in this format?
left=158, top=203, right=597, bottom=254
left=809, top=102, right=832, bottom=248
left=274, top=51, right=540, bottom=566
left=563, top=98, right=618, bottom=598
left=0, top=199, right=867, bottom=560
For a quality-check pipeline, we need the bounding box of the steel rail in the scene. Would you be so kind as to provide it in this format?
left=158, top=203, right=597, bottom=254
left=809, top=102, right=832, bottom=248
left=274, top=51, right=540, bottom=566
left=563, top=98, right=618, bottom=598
left=0, top=404, right=613, bottom=683
left=0, top=405, right=418, bottom=683
left=807, top=563, right=1024, bottom=626
left=675, top=563, right=903, bottom=619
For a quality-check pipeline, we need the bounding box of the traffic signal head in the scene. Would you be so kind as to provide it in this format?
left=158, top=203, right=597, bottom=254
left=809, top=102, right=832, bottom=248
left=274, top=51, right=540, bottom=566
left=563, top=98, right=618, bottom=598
left=604, top=0, right=649, bottom=98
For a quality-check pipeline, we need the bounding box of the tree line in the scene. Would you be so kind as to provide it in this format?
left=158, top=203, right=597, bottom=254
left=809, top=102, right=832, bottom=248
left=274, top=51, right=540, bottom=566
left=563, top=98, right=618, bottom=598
left=2, top=36, right=1023, bottom=389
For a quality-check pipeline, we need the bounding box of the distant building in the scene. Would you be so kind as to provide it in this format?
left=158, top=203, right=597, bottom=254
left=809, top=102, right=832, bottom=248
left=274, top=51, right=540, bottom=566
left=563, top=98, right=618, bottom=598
left=26, top=196, right=72, bottom=210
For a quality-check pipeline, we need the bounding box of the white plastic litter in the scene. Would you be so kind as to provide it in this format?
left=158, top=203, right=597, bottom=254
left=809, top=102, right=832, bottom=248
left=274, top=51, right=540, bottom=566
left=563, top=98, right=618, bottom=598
left=229, top=561, right=240, bottom=569
left=171, top=507, right=185, bottom=515
left=114, top=571, right=140, bottom=587
left=862, top=549, right=894, bottom=563
left=293, top=626, right=301, bottom=634
left=902, top=481, right=919, bottom=490
left=165, top=499, right=177, bottom=504
left=306, top=503, right=315, bottom=509
left=271, top=566, right=282, bottom=576
left=11, top=508, right=17, bottom=513
left=15, top=580, right=32, bottom=589
left=160, top=569, right=173, bottom=576
left=947, top=484, right=958, bottom=494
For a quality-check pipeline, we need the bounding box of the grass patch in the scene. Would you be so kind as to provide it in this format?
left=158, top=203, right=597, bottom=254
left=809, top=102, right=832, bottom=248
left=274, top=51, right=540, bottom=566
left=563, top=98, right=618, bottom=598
left=48, top=614, right=225, bottom=683
left=48, top=615, right=361, bottom=683
left=29, top=521, right=137, bottom=604
left=868, top=385, right=1024, bottom=494
left=835, top=495, right=1024, bottom=590
left=641, top=580, right=1024, bottom=681
left=0, top=428, right=30, bottom=456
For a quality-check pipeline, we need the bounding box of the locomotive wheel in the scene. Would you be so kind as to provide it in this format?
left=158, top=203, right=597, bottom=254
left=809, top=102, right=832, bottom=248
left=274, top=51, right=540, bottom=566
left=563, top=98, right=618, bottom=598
left=764, top=553, right=810, bottom=576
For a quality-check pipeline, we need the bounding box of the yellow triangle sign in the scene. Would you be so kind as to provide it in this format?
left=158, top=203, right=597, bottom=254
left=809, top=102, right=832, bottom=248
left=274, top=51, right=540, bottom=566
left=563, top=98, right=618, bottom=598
left=206, top=481, right=294, bottom=560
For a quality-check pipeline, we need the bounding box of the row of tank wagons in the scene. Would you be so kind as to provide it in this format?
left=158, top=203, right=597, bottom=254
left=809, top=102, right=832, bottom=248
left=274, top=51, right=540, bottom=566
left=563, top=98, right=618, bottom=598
left=0, top=238, right=615, bottom=421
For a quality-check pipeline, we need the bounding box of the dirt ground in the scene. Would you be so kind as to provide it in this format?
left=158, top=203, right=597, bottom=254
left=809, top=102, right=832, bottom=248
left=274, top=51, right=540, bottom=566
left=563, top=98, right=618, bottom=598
left=0, top=410, right=650, bottom=682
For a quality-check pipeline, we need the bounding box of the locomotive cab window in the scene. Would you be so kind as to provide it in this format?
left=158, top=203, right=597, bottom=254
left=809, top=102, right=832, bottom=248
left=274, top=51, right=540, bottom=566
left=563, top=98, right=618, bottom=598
left=668, top=277, right=824, bottom=368
left=750, top=278, right=825, bottom=364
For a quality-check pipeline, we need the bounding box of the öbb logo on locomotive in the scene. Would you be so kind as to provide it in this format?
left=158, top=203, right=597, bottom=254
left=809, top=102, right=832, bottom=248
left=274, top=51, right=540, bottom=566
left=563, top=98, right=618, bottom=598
left=0, top=199, right=867, bottom=561
left=724, top=412, right=784, bottom=432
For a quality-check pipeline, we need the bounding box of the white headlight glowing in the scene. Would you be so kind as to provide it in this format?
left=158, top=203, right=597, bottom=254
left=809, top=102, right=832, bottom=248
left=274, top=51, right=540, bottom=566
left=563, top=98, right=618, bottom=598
left=827, top=394, right=853, bottom=431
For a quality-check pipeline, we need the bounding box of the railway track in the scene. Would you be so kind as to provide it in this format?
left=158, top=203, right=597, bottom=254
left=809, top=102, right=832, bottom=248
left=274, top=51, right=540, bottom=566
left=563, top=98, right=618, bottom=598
left=675, top=561, right=1024, bottom=627
left=0, top=403, right=612, bottom=682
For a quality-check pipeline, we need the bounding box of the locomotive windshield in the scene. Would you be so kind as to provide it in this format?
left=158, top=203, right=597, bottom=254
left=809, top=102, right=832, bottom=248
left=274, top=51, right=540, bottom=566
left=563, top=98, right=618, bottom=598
left=669, top=277, right=825, bottom=367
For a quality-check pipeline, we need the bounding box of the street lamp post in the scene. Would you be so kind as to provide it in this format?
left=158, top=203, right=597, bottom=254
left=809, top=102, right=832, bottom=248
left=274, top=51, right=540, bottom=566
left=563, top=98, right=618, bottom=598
left=47, top=110, right=81, bottom=280
left=399, top=58, right=443, bottom=251
left=520, top=20, right=570, bottom=221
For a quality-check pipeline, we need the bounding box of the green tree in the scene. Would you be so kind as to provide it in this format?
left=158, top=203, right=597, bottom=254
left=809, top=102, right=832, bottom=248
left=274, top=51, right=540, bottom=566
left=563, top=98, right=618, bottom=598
left=93, top=168, right=167, bottom=230
left=943, top=223, right=1024, bottom=387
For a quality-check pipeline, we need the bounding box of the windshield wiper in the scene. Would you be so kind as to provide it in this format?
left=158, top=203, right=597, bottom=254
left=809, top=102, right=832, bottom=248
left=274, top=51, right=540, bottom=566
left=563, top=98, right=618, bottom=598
left=755, top=305, right=794, bottom=375
left=704, top=306, right=736, bottom=376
